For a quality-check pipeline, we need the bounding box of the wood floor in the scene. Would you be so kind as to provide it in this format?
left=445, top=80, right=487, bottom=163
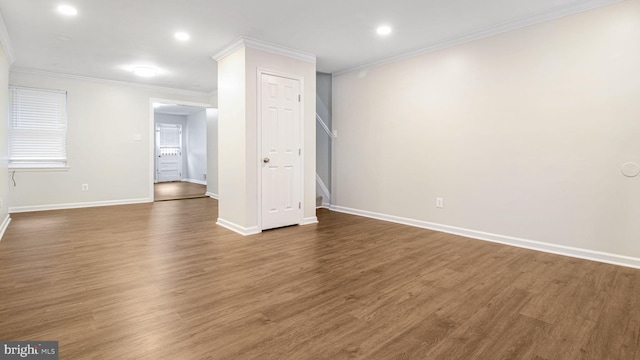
left=154, top=181, right=207, bottom=201
left=0, top=198, right=638, bottom=359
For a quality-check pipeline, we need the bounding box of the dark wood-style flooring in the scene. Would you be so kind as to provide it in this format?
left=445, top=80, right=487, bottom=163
left=0, top=198, right=638, bottom=359
left=154, top=181, right=207, bottom=201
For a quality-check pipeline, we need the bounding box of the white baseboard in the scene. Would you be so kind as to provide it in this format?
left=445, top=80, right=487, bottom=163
left=216, top=218, right=260, bottom=236
left=330, top=205, right=640, bottom=270
left=0, top=214, right=11, bottom=242
left=205, top=192, right=219, bottom=200
left=301, top=216, right=318, bottom=225
left=318, top=202, right=331, bottom=209
left=184, top=179, right=207, bottom=186
left=9, top=198, right=152, bottom=214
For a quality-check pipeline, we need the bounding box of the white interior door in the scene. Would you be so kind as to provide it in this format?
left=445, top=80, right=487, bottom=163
left=261, top=73, right=302, bottom=230
left=156, top=123, right=183, bottom=182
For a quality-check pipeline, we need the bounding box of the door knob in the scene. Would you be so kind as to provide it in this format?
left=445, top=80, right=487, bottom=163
left=263, top=157, right=270, bottom=163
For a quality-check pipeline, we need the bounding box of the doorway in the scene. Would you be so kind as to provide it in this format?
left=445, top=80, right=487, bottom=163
left=152, top=101, right=211, bottom=201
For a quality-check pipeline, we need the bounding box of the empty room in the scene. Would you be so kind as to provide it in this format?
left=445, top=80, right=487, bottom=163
left=0, top=0, right=638, bottom=359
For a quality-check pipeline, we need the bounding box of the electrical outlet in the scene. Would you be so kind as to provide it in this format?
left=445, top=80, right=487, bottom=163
left=203, top=173, right=207, bottom=180
left=82, top=184, right=89, bottom=191
left=436, top=197, right=444, bottom=208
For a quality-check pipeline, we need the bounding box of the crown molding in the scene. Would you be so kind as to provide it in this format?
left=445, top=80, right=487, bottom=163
left=211, top=37, right=245, bottom=62
left=212, top=36, right=316, bottom=64
left=244, top=37, right=316, bottom=63
left=0, top=11, right=16, bottom=64
left=334, top=0, right=624, bottom=77
left=9, top=67, right=212, bottom=98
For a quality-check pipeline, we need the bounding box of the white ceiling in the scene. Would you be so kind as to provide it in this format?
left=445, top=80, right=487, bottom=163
left=0, top=0, right=620, bottom=94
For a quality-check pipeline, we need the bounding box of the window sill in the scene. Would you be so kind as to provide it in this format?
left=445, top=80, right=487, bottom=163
left=8, top=166, right=70, bottom=172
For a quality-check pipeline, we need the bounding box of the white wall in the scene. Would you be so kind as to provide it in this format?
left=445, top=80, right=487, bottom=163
left=206, top=108, right=219, bottom=197
left=316, top=72, right=332, bottom=128
left=218, top=48, right=248, bottom=227
left=332, top=0, right=640, bottom=262
left=217, top=45, right=316, bottom=232
left=8, top=71, right=212, bottom=211
left=154, top=113, right=188, bottom=180
left=245, top=47, right=317, bottom=226
left=0, top=45, right=10, bottom=236
left=316, top=73, right=332, bottom=194
left=186, top=110, right=207, bottom=183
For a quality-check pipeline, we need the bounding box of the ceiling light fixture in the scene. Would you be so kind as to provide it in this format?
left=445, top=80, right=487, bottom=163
left=57, top=5, right=78, bottom=16
left=132, top=67, right=159, bottom=77
left=174, top=32, right=190, bottom=41
left=376, top=25, right=392, bottom=36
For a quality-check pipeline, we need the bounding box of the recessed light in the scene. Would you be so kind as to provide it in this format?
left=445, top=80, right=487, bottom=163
left=56, top=35, right=72, bottom=41
left=174, top=32, right=190, bottom=41
left=132, top=67, right=158, bottom=77
left=376, top=25, right=392, bottom=36
left=57, top=5, right=78, bottom=16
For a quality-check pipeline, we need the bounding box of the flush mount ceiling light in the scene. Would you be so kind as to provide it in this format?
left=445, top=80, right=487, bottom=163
left=376, top=25, right=392, bottom=36
left=174, top=32, right=190, bottom=41
left=57, top=5, right=78, bottom=16
left=132, top=67, right=159, bottom=77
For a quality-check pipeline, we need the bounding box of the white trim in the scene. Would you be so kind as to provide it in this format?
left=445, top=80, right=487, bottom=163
left=0, top=11, right=15, bottom=64
left=244, top=37, right=316, bottom=64
left=10, top=68, right=211, bottom=98
left=149, top=101, right=156, bottom=195
left=257, top=68, right=305, bottom=231
left=212, top=37, right=316, bottom=64
left=334, top=0, right=624, bottom=77
left=206, top=192, right=219, bottom=200
left=316, top=113, right=333, bottom=138
left=0, top=214, right=11, bottom=241
left=330, top=205, right=640, bottom=270
left=151, top=98, right=213, bottom=108
left=316, top=173, right=331, bottom=205
left=9, top=198, right=152, bottom=214
left=211, top=38, right=245, bottom=62
left=301, top=216, right=318, bottom=225
left=185, top=178, right=207, bottom=186
left=9, top=166, right=70, bottom=172
left=216, top=218, right=260, bottom=236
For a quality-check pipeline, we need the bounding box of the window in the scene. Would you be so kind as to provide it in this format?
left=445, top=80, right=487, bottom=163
left=8, top=87, right=68, bottom=168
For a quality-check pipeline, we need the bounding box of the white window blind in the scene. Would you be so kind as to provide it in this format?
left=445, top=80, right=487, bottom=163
left=8, top=87, right=68, bottom=168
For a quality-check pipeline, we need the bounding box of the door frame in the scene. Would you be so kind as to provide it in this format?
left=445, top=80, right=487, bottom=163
left=256, top=68, right=305, bottom=231
left=148, top=98, right=212, bottom=201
